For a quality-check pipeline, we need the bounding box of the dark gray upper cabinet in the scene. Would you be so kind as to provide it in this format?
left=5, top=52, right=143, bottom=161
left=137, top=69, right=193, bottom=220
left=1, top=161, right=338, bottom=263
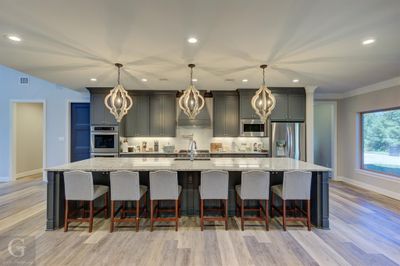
left=270, top=93, right=289, bottom=121
left=123, top=94, right=150, bottom=137
left=238, top=89, right=258, bottom=119
left=270, top=88, right=305, bottom=122
left=288, top=94, right=306, bottom=121
left=213, top=92, right=239, bottom=137
left=149, top=93, right=176, bottom=137
left=89, top=89, right=117, bottom=125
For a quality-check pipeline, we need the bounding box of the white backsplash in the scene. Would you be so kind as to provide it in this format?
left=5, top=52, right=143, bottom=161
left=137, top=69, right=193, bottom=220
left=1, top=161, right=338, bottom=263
left=121, top=127, right=268, bottom=152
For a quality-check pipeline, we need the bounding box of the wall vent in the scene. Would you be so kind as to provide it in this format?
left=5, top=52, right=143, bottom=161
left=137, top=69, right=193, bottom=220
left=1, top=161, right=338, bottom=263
left=19, top=77, right=29, bottom=84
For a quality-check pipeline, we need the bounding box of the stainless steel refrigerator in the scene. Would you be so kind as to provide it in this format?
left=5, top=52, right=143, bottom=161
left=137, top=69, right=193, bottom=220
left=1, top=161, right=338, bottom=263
left=270, top=122, right=306, bottom=161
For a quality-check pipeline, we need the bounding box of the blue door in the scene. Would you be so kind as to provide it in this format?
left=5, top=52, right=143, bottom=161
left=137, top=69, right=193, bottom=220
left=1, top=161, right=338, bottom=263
left=71, top=103, right=90, bottom=162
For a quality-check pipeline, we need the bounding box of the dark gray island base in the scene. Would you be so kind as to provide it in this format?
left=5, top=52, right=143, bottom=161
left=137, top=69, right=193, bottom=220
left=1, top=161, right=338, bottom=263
left=46, top=158, right=330, bottom=230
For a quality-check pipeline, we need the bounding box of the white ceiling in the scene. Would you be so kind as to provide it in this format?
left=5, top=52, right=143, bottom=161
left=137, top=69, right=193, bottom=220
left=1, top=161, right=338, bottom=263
left=1, top=0, right=400, bottom=93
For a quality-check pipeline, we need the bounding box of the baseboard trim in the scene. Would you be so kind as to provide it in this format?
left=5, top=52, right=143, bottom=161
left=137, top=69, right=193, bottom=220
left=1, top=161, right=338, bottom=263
left=15, top=168, right=43, bottom=179
left=0, top=176, right=10, bottom=182
left=336, top=176, right=400, bottom=200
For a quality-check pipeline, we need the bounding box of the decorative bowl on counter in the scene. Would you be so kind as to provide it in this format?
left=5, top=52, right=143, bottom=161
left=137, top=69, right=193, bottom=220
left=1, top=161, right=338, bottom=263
left=163, top=145, right=175, bottom=153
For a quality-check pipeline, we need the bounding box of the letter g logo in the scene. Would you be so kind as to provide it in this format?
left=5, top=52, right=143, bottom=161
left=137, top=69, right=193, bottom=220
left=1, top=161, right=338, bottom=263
left=8, top=238, right=25, bottom=258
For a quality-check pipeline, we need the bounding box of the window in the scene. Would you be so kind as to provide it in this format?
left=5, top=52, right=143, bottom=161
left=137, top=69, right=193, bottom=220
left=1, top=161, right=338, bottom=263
left=361, top=108, right=400, bottom=177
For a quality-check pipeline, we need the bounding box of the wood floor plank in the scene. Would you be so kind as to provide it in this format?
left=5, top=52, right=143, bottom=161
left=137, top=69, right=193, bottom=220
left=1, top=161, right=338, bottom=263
left=1, top=178, right=400, bottom=266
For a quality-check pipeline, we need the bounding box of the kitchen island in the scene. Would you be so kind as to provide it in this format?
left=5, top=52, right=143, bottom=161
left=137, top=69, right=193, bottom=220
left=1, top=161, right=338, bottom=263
left=46, top=157, right=330, bottom=230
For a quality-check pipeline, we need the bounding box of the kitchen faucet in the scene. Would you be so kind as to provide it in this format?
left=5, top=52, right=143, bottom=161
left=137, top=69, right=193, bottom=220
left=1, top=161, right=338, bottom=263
left=188, top=139, right=197, bottom=161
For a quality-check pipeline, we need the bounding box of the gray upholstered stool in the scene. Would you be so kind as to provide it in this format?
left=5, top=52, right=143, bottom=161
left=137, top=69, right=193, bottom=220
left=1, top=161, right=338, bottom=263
left=109, top=171, right=148, bottom=232
left=271, top=171, right=312, bottom=231
left=149, top=171, right=182, bottom=231
left=199, top=170, right=229, bottom=231
left=63, top=170, right=109, bottom=233
left=235, top=171, right=270, bottom=231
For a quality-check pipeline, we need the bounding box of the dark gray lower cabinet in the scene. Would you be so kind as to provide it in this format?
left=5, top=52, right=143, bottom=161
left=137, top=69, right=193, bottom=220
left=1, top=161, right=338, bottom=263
left=213, top=92, right=239, bottom=137
left=149, top=93, right=176, bottom=137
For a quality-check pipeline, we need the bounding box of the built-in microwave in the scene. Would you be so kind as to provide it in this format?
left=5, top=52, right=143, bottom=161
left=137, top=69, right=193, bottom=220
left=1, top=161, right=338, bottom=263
left=90, top=126, right=119, bottom=154
left=240, top=119, right=268, bottom=137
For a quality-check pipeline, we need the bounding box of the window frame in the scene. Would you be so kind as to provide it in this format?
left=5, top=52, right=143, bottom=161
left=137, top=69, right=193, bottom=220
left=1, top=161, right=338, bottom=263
left=360, top=106, right=400, bottom=177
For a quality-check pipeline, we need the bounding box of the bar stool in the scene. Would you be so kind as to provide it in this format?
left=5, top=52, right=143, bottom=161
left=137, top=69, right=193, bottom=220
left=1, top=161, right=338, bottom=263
left=109, top=171, right=148, bottom=232
left=199, top=170, right=229, bottom=231
left=235, top=171, right=270, bottom=231
left=63, top=170, right=109, bottom=233
left=271, top=171, right=312, bottom=231
left=149, top=171, right=182, bottom=231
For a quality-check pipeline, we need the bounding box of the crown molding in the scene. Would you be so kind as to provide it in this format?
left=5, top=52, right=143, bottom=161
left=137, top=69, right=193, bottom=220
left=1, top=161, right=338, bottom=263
left=344, top=76, right=400, bottom=98
left=314, top=76, right=400, bottom=100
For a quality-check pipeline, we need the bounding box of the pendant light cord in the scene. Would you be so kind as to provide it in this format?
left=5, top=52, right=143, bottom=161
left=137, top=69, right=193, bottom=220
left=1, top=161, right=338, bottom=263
left=263, top=68, right=265, bottom=86
left=118, top=66, right=121, bottom=85
left=190, top=66, right=193, bottom=85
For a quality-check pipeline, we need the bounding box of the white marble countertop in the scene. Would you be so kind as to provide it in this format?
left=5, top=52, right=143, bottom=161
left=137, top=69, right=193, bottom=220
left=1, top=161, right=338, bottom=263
left=46, top=157, right=330, bottom=172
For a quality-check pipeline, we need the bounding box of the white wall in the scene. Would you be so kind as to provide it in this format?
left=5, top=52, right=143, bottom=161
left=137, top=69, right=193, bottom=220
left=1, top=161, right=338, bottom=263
left=15, top=103, right=43, bottom=177
left=337, top=85, right=400, bottom=199
left=0, top=65, right=89, bottom=182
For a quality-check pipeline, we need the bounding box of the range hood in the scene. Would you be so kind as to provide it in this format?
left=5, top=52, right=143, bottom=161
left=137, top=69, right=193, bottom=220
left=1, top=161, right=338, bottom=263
left=177, top=101, right=211, bottom=127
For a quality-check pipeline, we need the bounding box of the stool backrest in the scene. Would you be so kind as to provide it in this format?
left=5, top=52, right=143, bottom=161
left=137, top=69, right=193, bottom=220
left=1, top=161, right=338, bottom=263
left=200, top=170, right=229, bottom=199
left=64, top=170, right=94, bottom=201
left=110, top=171, right=140, bottom=201
left=150, top=170, right=179, bottom=200
left=241, top=171, right=270, bottom=200
left=283, top=171, right=312, bottom=200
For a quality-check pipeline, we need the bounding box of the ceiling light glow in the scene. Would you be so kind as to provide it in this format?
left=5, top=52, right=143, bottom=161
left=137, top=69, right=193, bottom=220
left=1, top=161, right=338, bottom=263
left=242, top=79, right=248, bottom=83
left=192, top=78, right=198, bottom=82
left=187, top=37, right=198, bottom=44
left=90, top=78, right=97, bottom=82
left=141, top=78, right=148, bottom=82
left=292, top=79, right=299, bottom=83
left=362, top=38, right=375, bottom=45
left=6, top=34, right=22, bottom=42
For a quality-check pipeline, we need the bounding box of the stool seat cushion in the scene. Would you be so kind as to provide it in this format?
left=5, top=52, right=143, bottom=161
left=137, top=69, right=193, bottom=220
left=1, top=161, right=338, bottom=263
left=93, top=185, right=109, bottom=200
left=271, top=185, right=283, bottom=199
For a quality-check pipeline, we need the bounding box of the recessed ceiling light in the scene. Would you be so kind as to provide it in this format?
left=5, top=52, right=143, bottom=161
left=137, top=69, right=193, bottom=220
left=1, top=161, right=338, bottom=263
left=6, top=34, right=22, bottom=42
left=187, top=37, right=198, bottom=44
left=242, top=79, right=248, bottom=83
left=90, top=78, right=97, bottom=82
left=292, top=79, right=299, bottom=83
left=141, top=78, right=148, bottom=82
left=192, top=78, right=198, bottom=82
left=362, top=38, right=375, bottom=45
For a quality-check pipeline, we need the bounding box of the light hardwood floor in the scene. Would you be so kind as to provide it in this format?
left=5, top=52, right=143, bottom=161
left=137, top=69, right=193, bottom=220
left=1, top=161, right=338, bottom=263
left=0, top=176, right=399, bottom=266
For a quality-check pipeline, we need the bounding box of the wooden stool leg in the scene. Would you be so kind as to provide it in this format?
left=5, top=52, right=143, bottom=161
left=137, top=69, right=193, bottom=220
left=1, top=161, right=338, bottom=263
left=307, top=200, right=311, bottom=231
left=224, top=199, right=228, bottom=231
left=175, top=199, right=179, bottom=232
left=104, top=192, right=108, bottom=219
left=271, top=193, right=274, bottom=218
left=178, top=195, right=181, bottom=218
left=282, top=199, right=286, bottom=231
left=136, top=200, right=140, bottom=232
left=80, top=200, right=85, bottom=218
left=64, top=200, right=69, bottom=232
left=89, top=201, right=94, bottom=233
left=200, top=199, right=204, bottom=231
left=110, top=201, right=115, bottom=232
left=150, top=200, right=154, bottom=232
left=240, top=199, right=244, bottom=231
left=265, top=199, right=269, bottom=231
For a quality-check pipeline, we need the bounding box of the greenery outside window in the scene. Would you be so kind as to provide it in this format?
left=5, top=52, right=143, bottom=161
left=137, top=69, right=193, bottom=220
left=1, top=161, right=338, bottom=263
left=361, top=108, right=400, bottom=177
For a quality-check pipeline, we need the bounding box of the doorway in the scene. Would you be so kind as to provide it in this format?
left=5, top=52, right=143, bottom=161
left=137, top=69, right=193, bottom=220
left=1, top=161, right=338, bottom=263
left=11, top=102, right=45, bottom=180
left=314, top=101, right=337, bottom=178
left=70, top=103, right=90, bottom=162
